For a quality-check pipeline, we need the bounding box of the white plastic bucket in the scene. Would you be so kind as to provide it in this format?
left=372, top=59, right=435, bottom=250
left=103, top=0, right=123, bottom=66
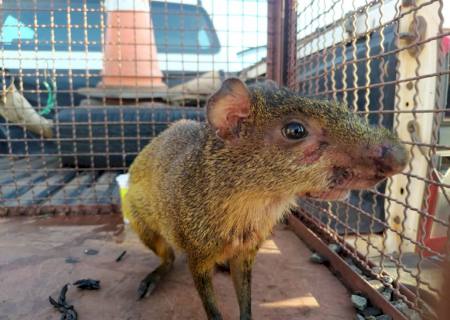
left=115, top=173, right=130, bottom=224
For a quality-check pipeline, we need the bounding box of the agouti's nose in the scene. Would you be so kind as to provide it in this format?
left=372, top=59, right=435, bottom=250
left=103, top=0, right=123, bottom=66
left=369, top=142, right=408, bottom=177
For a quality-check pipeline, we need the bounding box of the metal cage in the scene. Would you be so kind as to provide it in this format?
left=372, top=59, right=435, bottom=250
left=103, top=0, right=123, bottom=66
left=0, top=0, right=449, bottom=318
left=270, top=0, right=449, bottom=319
left=0, top=0, right=268, bottom=214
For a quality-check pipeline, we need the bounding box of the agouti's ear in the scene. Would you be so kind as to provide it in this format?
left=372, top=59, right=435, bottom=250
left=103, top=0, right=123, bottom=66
left=206, top=78, right=251, bottom=140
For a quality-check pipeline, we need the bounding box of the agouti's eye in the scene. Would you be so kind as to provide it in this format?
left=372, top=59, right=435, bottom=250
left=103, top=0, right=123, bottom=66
left=282, top=122, right=308, bottom=140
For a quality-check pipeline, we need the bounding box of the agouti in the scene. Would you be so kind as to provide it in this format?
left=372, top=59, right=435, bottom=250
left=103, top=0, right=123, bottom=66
left=123, top=78, right=408, bottom=320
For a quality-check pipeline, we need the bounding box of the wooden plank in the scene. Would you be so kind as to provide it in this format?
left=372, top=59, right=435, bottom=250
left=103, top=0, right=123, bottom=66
left=43, top=172, right=97, bottom=205
left=89, top=172, right=118, bottom=204
left=0, top=157, right=60, bottom=201
left=12, top=157, right=58, bottom=170
left=0, top=157, right=37, bottom=170
left=0, top=157, right=59, bottom=184
left=0, top=157, right=12, bottom=168
left=0, top=157, right=119, bottom=209
left=0, top=169, right=57, bottom=202
left=78, top=172, right=118, bottom=205
left=5, top=170, right=77, bottom=207
left=110, top=183, right=120, bottom=204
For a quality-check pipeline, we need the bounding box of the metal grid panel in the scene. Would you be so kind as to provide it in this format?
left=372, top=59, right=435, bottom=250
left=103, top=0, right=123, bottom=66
left=290, top=0, right=449, bottom=318
left=0, top=0, right=268, bottom=214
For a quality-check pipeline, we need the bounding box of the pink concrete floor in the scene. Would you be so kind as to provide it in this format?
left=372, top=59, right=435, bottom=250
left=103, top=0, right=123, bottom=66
left=0, top=215, right=355, bottom=319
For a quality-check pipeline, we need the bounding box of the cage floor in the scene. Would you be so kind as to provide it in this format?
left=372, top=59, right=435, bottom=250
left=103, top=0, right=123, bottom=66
left=347, top=235, right=443, bottom=309
left=0, top=157, right=120, bottom=208
left=0, top=216, right=355, bottom=320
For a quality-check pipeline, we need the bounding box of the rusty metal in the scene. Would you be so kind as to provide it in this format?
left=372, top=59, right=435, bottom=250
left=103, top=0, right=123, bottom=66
left=0, top=204, right=120, bottom=217
left=399, top=16, right=428, bottom=55
left=267, top=0, right=285, bottom=85
left=288, top=214, right=409, bottom=320
left=285, top=0, right=298, bottom=90
left=437, top=264, right=450, bottom=319
left=266, top=0, right=288, bottom=84
left=267, top=0, right=297, bottom=87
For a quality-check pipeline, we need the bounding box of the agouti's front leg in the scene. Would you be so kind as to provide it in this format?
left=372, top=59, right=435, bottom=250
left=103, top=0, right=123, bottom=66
left=189, top=258, right=223, bottom=320
left=229, top=249, right=257, bottom=320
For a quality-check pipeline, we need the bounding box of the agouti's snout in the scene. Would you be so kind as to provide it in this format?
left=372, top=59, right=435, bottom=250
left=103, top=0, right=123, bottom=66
left=367, top=140, right=409, bottom=178
left=321, top=132, right=409, bottom=196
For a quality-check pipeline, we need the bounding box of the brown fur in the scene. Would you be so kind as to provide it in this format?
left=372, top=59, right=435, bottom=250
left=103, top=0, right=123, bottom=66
left=123, top=79, right=408, bottom=319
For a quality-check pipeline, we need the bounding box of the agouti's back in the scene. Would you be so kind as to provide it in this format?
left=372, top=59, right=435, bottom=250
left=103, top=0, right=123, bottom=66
left=125, top=119, right=206, bottom=248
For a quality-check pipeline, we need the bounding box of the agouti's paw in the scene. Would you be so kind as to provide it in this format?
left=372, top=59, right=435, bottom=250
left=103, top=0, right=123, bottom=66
left=137, top=279, right=157, bottom=300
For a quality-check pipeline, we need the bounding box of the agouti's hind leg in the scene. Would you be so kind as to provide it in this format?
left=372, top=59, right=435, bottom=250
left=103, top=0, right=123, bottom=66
left=136, top=229, right=175, bottom=299
left=189, top=258, right=223, bottom=320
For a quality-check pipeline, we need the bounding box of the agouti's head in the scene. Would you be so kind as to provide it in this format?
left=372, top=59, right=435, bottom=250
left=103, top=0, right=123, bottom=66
left=206, top=78, right=408, bottom=201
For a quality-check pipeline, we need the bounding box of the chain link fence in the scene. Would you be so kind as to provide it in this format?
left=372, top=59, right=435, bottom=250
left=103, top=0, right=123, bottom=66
left=1, top=0, right=449, bottom=318
left=0, top=0, right=267, bottom=214
left=280, top=0, right=449, bottom=318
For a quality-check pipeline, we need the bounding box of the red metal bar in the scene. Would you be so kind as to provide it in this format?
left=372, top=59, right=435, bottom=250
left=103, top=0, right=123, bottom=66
left=267, top=0, right=296, bottom=87
left=266, top=0, right=285, bottom=85
left=285, top=0, right=298, bottom=90
left=418, top=169, right=448, bottom=256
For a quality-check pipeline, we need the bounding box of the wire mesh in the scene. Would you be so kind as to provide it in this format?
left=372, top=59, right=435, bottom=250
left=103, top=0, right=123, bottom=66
left=1, top=0, right=450, bottom=318
left=0, top=0, right=268, bottom=214
left=290, top=0, right=450, bottom=318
